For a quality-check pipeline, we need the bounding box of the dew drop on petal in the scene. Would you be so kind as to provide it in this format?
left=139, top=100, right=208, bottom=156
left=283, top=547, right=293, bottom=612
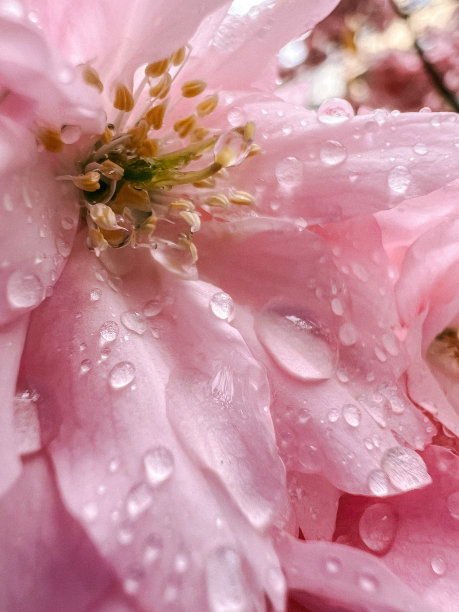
left=358, top=573, right=379, bottom=593
left=342, top=403, right=361, bottom=427
left=79, top=359, right=92, bottom=375
left=117, top=520, right=134, bottom=545
left=328, top=408, right=340, bottom=423
left=143, top=533, right=163, bottom=565
left=359, top=502, right=397, bottom=553
left=368, top=469, right=390, bottom=497
left=414, top=142, right=427, bottom=155
left=126, top=482, right=153, bottom=519
left=206, top=547, right=248, bottom=612
left=7, top=271, right=44, bottom=309
left=60, top=125, right=81, bottom=144
left=317, top=98, right=354, bottom=124
left=121, top=310, right=147, bottom=335
left=99, top=320, right=119, bottom=344
left=209, top=292, right=234, bottom=321
left=446, top=491, right=459, bottom=519
left=320, top=140, right=347, bottom=166
left=275, top=156, right=303, bottom=188
left=143, top=299, right=163, bottom=317
left=339, top=322, right=358, bottom=346
left=324, top=557, right=342, bottom=575
left=382, top=446, right=431, bottom=491
left=388, top=166, right=411, bottom=194
left=90, top=288, right=102, bottom=302
left=431, top=556, right=447, bottom=576
left=255, top=303, right=337, bottom=382
left=82, top=501, right=99, bottom=522
left=143, top=446, right=174, bottom=485
left=109, top=361, right=136, bottom=389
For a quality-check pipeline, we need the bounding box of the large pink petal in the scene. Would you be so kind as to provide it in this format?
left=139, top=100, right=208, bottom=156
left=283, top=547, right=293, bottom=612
left=197, top=216, right=432, bottom=494
left=20, top=236, right=287, bottom=611
left=0, top=453, right=113, bottom=611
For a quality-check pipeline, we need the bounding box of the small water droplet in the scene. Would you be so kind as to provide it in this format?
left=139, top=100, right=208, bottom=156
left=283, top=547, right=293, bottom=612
left=80, top=359, right=92, bottom=375
left=121, top=310, right=147, bottom=335
left=363, top=395, right=390, bottom=428
left=275, top=156, right=303, bottom=188
left=255, top=302, right=337, bottom=382
left=99, top=320, right=119, bottom=344
left=328, top=408, right=340, bottom=423
left=320, top=140, right=347, bottom=166
left=60, top=124, right=81, bottom=144
left=90, top=288, right=102, bottom=302
left=143, top=446, right=174, bottom=485
left=358, top=573, right=378, bottom=592
left=368, top=470, right=390, bottom=496
left=143, top=299, right=163, bottom=317
left=209, top=292, right=234, bottom=321
left=325, top=557, right=342, bottom=574
left=143, top=533, right=163, bottom=565
left=330, top=297, right=343, bottom=316
left=109, top=361, right=136, bottom=389
left=206, top=547, right=248, bottom=612
left=388, top=166, right=411, bottom=194
left=381, top=446, right=430, bottom=491
left=174, top=552, right=189, bottom=573
left=126, top=482, right=153, bottom=519
left=82, top=501, right=98, bottom=522
left=123, top=567, right=143, bottom=595
left=7, top=271, right=44, bottom=309
left=431, top=556, right=446, bottom=576
left=342, top=403, right=361, bottom=427
left=108, top=458, right=119, bottom=472
left=339, top=322, right=358, bottom=346
left=446, top=490, right=459, bottom=519
left=359, top=502, right=397, bottom=553
left=117, top=520, right=134, bottom=545
left=317, top=98, right=354, bottom=124
left=414, top=142, right=427, bottom=155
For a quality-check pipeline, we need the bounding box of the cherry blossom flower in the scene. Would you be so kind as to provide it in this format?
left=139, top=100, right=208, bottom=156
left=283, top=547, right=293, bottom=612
left=2, top=1, right=459, bottom=611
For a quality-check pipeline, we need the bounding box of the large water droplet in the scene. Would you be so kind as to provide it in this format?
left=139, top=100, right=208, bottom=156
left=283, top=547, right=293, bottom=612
left=381, top=446, right=431, bottom=491
left=109, top=361, right=136, bottom=389
left=320, top=140, right=347, bottom=166
left=431, top=556, right=446, bottom=576
left=367, top=470, right=390, bottom=496
left=99, top=320, right=119, bottom=344
left=339, top=322, right=358, bottom=346
left=206, top=547, right=248, bottom=612
left=143, top=298, right=163, bottom=317
left=317, top=98, right=354, bottom=124
left=121, top=310, right=147, bottom=335
left=209, top=292, right=234, bottom=321
left=126, top=482, right=153, bottom=519
left=388, top=166, right=411, bottom=194
left=275, top=156, right=303, bottom=188
left=446, top=490, right=459, bottom=519
left=359, top=502, right=397, bottom=553
left=60, top=124, right=81, bottom=144
left=255, top=303, right=337, bottom=382
left=342, top=403, right=361, bottom=427
left=143, top=446, right=174, bottom=485
left=7, top=271, right=44, bottom=309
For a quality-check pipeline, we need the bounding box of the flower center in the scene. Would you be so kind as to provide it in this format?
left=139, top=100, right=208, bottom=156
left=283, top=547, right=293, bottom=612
left=52, top=46, right=259, bottom=274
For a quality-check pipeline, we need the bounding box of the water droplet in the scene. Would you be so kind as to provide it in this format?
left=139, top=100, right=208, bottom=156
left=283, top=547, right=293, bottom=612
left=381, top=446, right=430, bottom=491
left=82, top=501, right=98, bottom=522
left=143, top=533, right=163, bottom=565
left=3, top=193, right=13, bottom=211
left=80, top=359, right=92, bottom=375
left=325, top=557, right=342, bottom=574
left=209, top=292, right=234, bottom=321
left=109, top=361, right=136, bottom=389
left=99, top=320, right=119, bottom=344
left=266, top=566, right=286, bottom=599
left=117, top=520, right=134, bottom=545
left=123, top=567, right=143, bottom=595
left=363, top=395, right=390, bottom=428
left=206, top=547, right=248, bottom=612
left=446, top=491, right=459, bottom=519
left=299, top=443, right=322, bottom=472
left=143, top=299, right=163, bottom=317
left=100, top=347, right=111, bottom=361
left=342, top=403, right=361, bottom=427
left=388, top=166, right=411, bottom=194
left=331, top=297, right=344, bottom=316
left=255, top=303, right=337, bottom=382
left=414, top=142, right=427, bottom=155
left=55, top=234, right=72, bottom=257
left=317, top=98, right=354, bottom=124
left=143, top=446, right=174, bottom=485
left=121, top=310, right=147, bottom=335
left=339, top=322, right=358, bottom=346
left=359, top=502, right=397, bottom=553
left=227, top=107, right=246, bottom=126
left=126, top=482, right=153, bottom=519
left=174, top=552, right=189, bottom=573
left=368, top=470, right=390, bottom=496
left=381, top=332, right=399, bottom=356
left=7, top=271, right=44, bottom=309
left=328, top=408, right=340, bottom=423
left=275, top=156, right=303, bottom=188
left=431, top=556, right=446, bottom=576
left=60, top=124, right=81, bottom=144
left=358, top=573, right=378, bottom=592
left=320, top=140, right=347, bottom=166
left=90, top=288, right=102, bottom=302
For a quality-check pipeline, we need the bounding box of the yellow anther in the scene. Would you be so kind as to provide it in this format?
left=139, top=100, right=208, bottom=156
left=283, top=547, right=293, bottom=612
left=145, top=58, right=170, bottom=78
left=169, top=199, right=195, bottom=211
left=215, top=145, right=235, bottom=168
left=72, top=171, right=100, bottom=192
left=101, top=227, right=130, bottom=249
left=99, top=160, right=124, bottom=181
left=137, top=138, right=159, bottom=157
left=142, top=215, right=156, bottom=234
left=90, top=203, right=118, bottom=230
left=37, top=127, right=63, bottom=153
left=181, top=79, right=207, bottom=98
left=146, top=101, right=167, bottom=130
left=196, top=93, right=218, bottom=117
left=173, top=114, right=196, bottom=138
left=82, top=66, right=103, bottom=93
left=149, top=73, right=172, bottom=99
left=128, top=120, right=149, bottom=147
left=180, top=211, right=201, bottom=232
left=193, top=177, right=216, bottom=189
left=111, top=183, right=151, bottom=213
left=205, top=194, right=230, bottom=208
left=171, top=46, right=186, bottom=66
left=178, top=235, right=198, bottom=263
left=229, top=190, right=255, bottom=205
left=88, top=228, right=108, bottom=251
left=113, top=84, right=135, bottom=112
left=243, top=121, right=256, bottom=142
left=191, top=126, right=210, bottom=141
left=101, top=124, right=114, bottom=144
left=247, top=143, right=261, bottom=157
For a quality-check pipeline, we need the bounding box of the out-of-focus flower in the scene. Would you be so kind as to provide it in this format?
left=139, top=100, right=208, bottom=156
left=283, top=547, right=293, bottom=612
left=3, top=1, right=459, bottom=611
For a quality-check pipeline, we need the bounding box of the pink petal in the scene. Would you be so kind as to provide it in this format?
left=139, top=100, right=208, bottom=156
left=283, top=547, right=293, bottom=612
left=197, top=216, right=432, bottom=494
left=0, top=453, right=112, bottom=611
left=21, top=236, right=287, bottom=610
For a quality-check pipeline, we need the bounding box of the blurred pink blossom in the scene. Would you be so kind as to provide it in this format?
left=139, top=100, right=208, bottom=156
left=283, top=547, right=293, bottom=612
left=2, top=1, right=459, bottom=611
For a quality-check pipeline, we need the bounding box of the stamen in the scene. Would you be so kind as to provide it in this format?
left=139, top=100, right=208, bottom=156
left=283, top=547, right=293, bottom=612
left=89, top=203, right=118, bottom=230
left=206, top=194, right=230, bottom=208
left=180, top=210, right=201, bottom=232
left=243, top=121, right=256, bottom=142
left=181, top=79, right=207, bottom=98
left=229, top=190, right=255, bottom=205
left=101, top=124, right=115, bottom=144
left=146, top=101, right=168, bottom=130
left=37, top=127, right=63, bottom=153
left=99, top=160, right=124, bottom=180
left=88, top=228, right=109, bottom=251
left=83, top=66, right=104, bottom=93
left=145, top=58, right=170, bottom=78
left=171, top=46, right=186, bottom=66
left=193, top=177, right=216, bottom=189
left=71, top=171, right=101, bottom=192
left=137, top=139, right=159, bottom=157
left=173, top=114, right=197, bottom=138
left=247, top=143, right=262, bottom=157
left=191, top=126, right=210, bottom=141
left=111, top=183, right=152, bottom=213
left=113, top=84, right=135, bottom=112
left=196, top=94, right=218, bottom=117
left=169, top=199, right=195, bottom=211
left=149, top=73, right=172, bottom=99
left=215, top=145, right=236, bottom=168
